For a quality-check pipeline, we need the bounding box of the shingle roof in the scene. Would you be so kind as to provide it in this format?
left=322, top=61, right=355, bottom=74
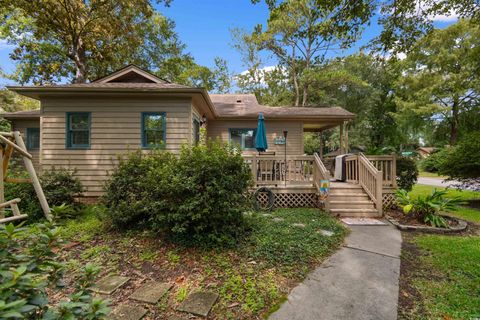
left=0, top=109, right=40, bottom=119
left=209, top=94, right=354, bottom=119
left=1, top=93, right=355, bottom=120
left=29, top=82, right=190, bottom=89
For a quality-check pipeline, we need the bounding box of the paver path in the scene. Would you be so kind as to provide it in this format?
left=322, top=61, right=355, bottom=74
left=270, top=223, right=402, bottom=320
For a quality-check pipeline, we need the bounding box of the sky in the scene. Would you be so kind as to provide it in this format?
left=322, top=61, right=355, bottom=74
left=0, top=0, right=458, bottom=87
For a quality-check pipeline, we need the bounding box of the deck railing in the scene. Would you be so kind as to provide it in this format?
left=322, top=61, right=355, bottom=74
left=345, top=154, right=396, bottom=188
left=313, top=153, right=330, bottom=190
left=358, top=153, right=383, bottom=215
left=243, top=155, right=315, bottom=186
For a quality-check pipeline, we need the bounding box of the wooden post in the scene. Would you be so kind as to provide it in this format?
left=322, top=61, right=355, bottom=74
left=392, top=153, right=397, bottom=188
left=13, top=131, right=51, bottom=221
left=376, top=170, right=383, bottom=216
left=318, top=131, right=323, bottom=159
left=251, top=154, right=258, bottom=186
left=345, top=122, right=349, bottom=153
left=339, top=124, right=344, bottom=154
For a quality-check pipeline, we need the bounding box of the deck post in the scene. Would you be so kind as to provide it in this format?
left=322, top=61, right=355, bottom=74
left=251, top=154, right=257, bottom=186
left=318, top=131, right=323, bottom=159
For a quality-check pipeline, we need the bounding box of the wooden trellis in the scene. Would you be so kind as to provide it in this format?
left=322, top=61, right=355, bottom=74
left=256, top=191, right=319, bottom=208
left=0, top=131, right=51, bottom=223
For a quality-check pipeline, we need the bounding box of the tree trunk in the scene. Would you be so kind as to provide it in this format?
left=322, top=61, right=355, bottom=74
left=291, top=46, right=300, bottom=106
left=450, top=99, right=459, bottom=145
left=72, top=38, right=87, bottom=84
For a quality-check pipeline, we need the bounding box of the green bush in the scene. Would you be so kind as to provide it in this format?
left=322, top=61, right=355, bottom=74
left=396, top=157, right=418, bottom=192
left=103, top=141, right=253, bottom=246
left=4, top=168, right=84, bottom=222
left=0, top=222, right=110, bottom=319
left=437, top=131, right=480, bottom=179
left=395, top=189, right=463, bottom=228
left=102, top=150, right=177, bottom=228
left=419, top=149, right=448, bottom=173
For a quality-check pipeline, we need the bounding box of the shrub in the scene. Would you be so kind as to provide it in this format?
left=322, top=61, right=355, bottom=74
left=0, top=222, right=110, bottom=319
left=4, top=168, right=84, bottom=222
left=420, top=149, right=446, bottom=173
left=395, top=189, right=463, bottom=228
left=437, top=131, right=480, bottom=179
left=102, top=150, right=177, bottom=228
left=103, top=141, right=253, bottom=246
left=396, top=157, right=418, bottom=192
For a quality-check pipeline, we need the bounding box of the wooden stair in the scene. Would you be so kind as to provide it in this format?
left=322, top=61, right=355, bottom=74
left=327, top=182, right=381, bottom=218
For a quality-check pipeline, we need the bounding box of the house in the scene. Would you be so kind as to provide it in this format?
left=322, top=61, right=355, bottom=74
left=1, top=65, right=396, bottom=216
left=417, top=147, right=437, bottom=158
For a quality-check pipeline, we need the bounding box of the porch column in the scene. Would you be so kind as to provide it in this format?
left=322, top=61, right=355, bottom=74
left=345, top=122, right=349, bottom=153
left=339, top=124, right=345, bottom=154
left=318, top=131, right=323, bottom=158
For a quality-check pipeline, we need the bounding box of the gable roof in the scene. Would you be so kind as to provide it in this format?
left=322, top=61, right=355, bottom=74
left=92, top=64, right=169, bottom=84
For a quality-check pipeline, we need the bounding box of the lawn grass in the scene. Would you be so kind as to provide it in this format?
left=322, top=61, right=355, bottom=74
left=400, top=234, right=480, bottom=319
left=57, top=207, right=345, bottom=319
left=408, top=185, right=480, bottom=223
left=409, top=184, right=480, bottom=200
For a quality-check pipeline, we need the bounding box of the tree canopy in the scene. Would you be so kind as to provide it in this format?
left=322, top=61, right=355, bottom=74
left=394, top=19, right=480, bottom=145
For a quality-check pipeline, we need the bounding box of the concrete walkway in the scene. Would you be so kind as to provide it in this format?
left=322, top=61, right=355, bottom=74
left=417, top=177, right=457, bottom=188
left=270, top=223, right=402, bottom=320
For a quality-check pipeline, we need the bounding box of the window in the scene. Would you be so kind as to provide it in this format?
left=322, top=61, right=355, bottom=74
left=142, top=112, right=166, bottom=148
left=26, top=128, right=40, bottom=150
left=229, top=128, right=256, bottom=150
left=193, top=117, right=200, bottom=145
left=66, top=112, right=90, bottom=149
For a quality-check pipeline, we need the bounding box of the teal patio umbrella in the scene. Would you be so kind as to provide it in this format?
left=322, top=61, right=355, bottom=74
left=255, top=112, right=268, bottom=152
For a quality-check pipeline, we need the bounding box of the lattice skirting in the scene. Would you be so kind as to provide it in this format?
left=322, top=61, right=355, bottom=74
left=382, top=192, right=396, bottom=210
left=255, top=191, right=319, bottom=208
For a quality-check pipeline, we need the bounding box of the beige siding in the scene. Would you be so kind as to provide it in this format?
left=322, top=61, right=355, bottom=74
left=41, top=96, right=192, bottom=197
left=11, top=119, right=41, bottom=169
left=207, top=120, right=304, bottom=156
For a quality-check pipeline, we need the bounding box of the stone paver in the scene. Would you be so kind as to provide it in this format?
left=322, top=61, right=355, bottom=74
left=177, top=292, right=219, bottom=317
left=129, top=281, right=173, bottom=304
left=272, top=217, right=284, bottom=222
left=292, top=223, right=306, bottom=228
left=108, top=304, right=147, bottom=320
left=94, top=275, right=130, bottom=294
left=318, top=229, right=334, bottom=237
left=270, top=224, right=401, bottom=320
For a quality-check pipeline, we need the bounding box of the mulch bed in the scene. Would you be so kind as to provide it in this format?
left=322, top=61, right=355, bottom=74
left=398, top=233, right=427, bottom=320
left=387, top=209, right=460, bottom=227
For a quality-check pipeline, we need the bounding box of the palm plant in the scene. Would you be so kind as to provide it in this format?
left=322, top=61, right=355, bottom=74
left=395, top=189, right=464, bottom=228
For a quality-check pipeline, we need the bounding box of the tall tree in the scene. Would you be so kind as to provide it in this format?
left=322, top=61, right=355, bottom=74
left=0, top=0, right=180, bottom=84
left=244, top=0, right=373, bottom=106
left=394, top=19, right=480, bottom=145
left=374, top=0, right=480, bottom=54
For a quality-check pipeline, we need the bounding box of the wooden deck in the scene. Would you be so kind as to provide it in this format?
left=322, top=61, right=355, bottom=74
left=244, top=153, right=397, bottom=217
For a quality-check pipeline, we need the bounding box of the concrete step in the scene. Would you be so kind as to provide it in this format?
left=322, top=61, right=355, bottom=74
left=329, top=200, right=375, bottom=209
left=328, top=194, right=371, bottom=201
left=329, top=208, right=381, bottom=218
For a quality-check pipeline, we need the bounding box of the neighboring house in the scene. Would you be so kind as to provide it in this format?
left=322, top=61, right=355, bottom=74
left=1, top=65, right=395, bottom=217
left=417, top=147, right=437, bottom=158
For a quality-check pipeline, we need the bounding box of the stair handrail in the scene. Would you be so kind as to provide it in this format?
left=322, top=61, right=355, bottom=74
left=358, top=153, right=383, bottom=215
left=313, top=153, right=330, bottom=190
